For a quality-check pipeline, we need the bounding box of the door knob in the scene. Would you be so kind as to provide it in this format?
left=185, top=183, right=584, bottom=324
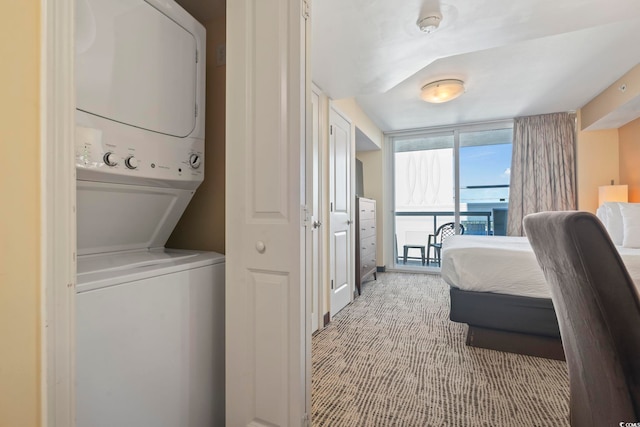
left=313, top=220, right=322, bottom=229
left=347, top=220, right=353, bottom=225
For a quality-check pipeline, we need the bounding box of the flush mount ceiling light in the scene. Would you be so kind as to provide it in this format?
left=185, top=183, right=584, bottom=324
left=417, top=12, right=442, bottom=33
left=420, top=79, right=465, bottom=103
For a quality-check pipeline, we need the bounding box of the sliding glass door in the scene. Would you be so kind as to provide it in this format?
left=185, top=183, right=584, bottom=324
left=391, top=122, right=513, bottom=270
left=394, top=132, right=455, bottom=268
left=458, top=127, right=513, bottom=237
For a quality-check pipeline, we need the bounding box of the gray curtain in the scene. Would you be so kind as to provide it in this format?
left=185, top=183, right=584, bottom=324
left=507, top=112, right=577, bottom=236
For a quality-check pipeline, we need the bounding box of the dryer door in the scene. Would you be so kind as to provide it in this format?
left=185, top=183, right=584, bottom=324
left=76, top=0, right=197, bottom=138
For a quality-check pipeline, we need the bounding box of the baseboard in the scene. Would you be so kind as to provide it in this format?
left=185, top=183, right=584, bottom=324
left=323, top=312, right=330, bottom=327
left=376, top=265, right=385, bottom=272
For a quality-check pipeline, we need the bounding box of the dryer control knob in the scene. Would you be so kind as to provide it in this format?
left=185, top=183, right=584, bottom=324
left=125, top=156, right=138, bottom=170
left=103, top=152, right=118, bottom=167
left=189, top=154, right=202, bottom=169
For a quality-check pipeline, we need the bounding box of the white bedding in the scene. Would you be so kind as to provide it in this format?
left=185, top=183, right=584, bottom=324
left=441, top=235, right=640, bottom=299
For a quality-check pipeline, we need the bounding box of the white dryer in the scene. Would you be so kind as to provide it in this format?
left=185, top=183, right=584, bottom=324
left=74, top=0, right=223, bottom=426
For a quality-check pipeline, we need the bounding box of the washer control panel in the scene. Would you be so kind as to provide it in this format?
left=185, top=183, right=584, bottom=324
left=103, top=152, right=119, bottom=166
left=189, top=153, right=202, bottom=169
left=75, top=125, right=204, bottom=188
left=124, top=156, right=138, bottom=169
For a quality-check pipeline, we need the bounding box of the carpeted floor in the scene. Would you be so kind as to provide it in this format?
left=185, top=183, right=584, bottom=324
left=311, top=273, right=570, bottom=427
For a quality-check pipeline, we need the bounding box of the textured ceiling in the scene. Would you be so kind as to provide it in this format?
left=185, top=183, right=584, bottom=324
left=312, top=0, right=640, bottom=131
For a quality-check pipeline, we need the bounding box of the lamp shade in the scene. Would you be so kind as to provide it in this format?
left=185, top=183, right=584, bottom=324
left=420, top=79, right=465, bottom=103
left=598, top=184, right=628, bottom=206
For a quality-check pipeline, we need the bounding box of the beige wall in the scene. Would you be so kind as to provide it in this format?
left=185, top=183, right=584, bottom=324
left=576, top=110, right=620, bottom=213
left=168, top=14, right=226, bottom=253
left=0, top=3, right=41, bottom=426
left=332, top=98, right=383, bottom=148
left=619, top=116, right=640, bottom=202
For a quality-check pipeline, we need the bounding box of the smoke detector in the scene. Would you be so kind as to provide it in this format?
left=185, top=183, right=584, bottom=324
left=417, top=12, right=442, bottom=33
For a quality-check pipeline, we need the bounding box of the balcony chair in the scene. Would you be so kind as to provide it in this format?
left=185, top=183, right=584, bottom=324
left=524, top=211, right=640, bottom=427
left=426, top=222, right=464, bottom=266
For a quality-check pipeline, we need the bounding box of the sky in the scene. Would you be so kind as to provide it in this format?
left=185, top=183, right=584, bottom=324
left=458, top=143, right=512, bottom=204
left=459, top=143, right=512, bottom=188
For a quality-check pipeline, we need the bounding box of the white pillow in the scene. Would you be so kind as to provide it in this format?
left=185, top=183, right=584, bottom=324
left=603, top=202, right=624, bottom=245
left=596, top=205, right=609, bottom=227
left=620, top=203, right=640, bottom=248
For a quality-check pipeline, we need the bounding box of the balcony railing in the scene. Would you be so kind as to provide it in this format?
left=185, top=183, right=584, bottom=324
left=395, top=210, right=493, bottom=235
left=394, top=209, right=507, bottom=266
left=394, top=183, right=510, bottom=266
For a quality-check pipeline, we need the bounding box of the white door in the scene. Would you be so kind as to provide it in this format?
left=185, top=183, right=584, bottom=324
left=226, top=0, right=309, bottom=425
left=329, top=108, right=353, bottom=315
left=310, top=89, right=322, bottom=332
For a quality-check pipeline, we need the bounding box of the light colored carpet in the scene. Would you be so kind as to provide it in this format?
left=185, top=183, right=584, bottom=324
left=312, top=273, right=570, bottom=427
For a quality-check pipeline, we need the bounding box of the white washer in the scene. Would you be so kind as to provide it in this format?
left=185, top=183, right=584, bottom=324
left=76, top=250, right=224, bottom=427
left=74, top=0, right=223, bottom=425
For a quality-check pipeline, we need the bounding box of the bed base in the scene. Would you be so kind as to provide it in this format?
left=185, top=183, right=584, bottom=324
left=450, top=287, right=565, bottom=361
left=466, top=326, right=564, bottom=360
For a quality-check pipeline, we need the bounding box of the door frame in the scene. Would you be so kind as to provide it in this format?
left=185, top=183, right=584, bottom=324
left=41, top=0, right=77, bottom=425
left=310, top=84, right=325, bottom=332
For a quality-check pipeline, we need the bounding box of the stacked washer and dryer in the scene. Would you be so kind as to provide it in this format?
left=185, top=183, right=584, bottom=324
left=75, top=0, right=224, bottom=426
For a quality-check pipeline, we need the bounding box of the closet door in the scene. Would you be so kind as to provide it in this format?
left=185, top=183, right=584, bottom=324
left=226, top=0, right=309, bottom=425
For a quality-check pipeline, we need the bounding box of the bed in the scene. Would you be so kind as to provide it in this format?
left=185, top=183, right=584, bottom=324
left=442, top=208, right=640, bottom=360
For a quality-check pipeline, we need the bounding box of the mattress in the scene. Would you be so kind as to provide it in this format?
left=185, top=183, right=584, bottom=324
left=442, top=235, right=640, bottom=299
